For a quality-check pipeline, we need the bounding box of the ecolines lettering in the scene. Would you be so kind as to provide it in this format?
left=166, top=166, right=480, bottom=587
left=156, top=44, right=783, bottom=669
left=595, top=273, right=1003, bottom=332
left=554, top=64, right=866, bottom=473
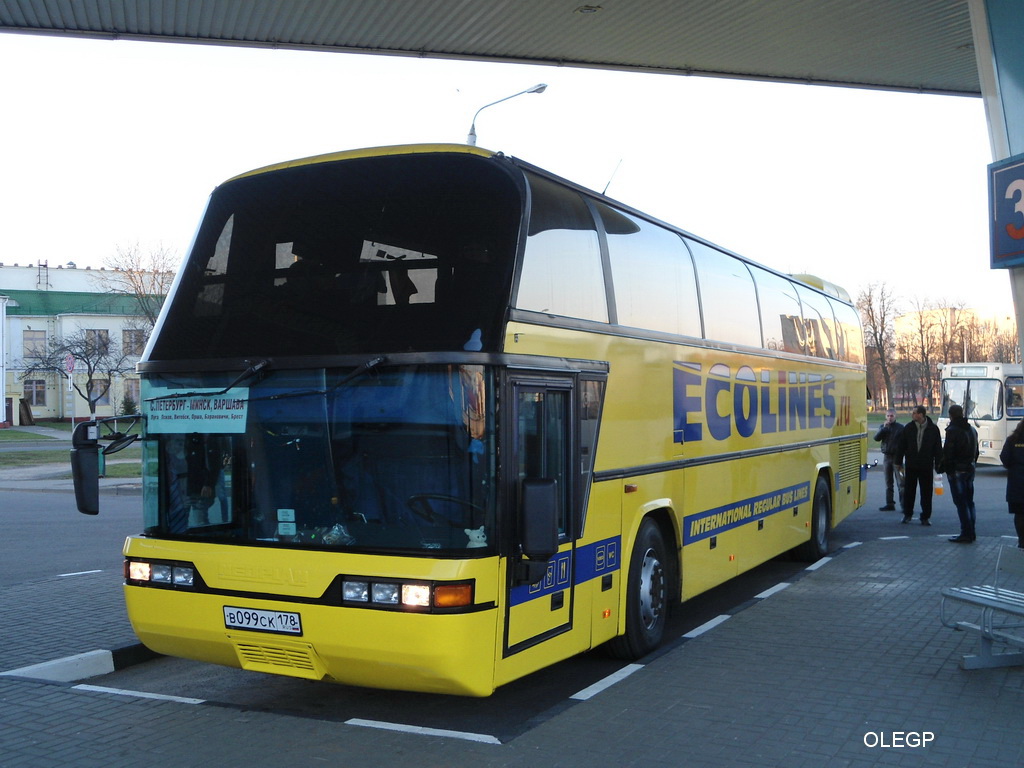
left=674, top=363, right=838, bottom=444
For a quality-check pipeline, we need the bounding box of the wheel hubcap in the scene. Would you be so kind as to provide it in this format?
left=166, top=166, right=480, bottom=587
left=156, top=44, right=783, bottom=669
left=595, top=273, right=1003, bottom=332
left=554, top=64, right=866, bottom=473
left=815, top=496, right=828, bottom=548
left=639, top=547, right=665, bottom=631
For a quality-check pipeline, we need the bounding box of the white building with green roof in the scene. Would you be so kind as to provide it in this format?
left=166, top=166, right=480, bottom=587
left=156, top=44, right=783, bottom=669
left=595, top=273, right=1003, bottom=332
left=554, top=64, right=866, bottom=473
left=1, top=261, right=162, bottom=426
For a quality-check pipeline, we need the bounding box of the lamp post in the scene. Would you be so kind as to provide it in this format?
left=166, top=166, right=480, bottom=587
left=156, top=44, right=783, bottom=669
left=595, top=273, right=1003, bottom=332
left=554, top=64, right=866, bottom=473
left=466, top=83, right=548, bottom=146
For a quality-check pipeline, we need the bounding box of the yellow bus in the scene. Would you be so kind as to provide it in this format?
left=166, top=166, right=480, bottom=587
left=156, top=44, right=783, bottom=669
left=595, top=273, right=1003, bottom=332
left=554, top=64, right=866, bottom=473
left=73, top=144, right=866, bottom=696
left=938, top=362, right=1024, bottom=465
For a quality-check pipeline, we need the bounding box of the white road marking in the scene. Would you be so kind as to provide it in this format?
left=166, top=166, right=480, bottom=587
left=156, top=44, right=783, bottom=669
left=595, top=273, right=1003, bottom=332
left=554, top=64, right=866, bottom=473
left=73, top=684, right=205, bottom=704
left=345, top=718, right=501, bottom=744
left=754, top=582, right=791, bottom=599
left=570, top=663, right=643, bottom=700
left=683, top=614, right=731, bottom=638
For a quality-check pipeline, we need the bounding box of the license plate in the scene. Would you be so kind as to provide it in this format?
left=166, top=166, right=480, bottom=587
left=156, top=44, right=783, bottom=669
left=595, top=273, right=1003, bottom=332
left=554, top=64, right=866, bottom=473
left=223, top=606, right=302, bottom=635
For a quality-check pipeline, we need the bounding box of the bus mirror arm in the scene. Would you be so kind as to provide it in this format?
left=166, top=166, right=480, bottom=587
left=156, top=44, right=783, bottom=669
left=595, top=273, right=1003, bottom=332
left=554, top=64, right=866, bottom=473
left=69, top=414, right=141, bottom=515
left=517, top=478, right=559, bottom=585
left=71, top=421, right=100, bottom=515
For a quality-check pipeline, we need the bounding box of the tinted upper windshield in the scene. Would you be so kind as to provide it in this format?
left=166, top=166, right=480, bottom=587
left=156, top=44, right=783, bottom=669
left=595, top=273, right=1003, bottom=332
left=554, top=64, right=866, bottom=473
left=148, top=152, right=522, bottom=360
left=142, top=364, right=497, bottom=553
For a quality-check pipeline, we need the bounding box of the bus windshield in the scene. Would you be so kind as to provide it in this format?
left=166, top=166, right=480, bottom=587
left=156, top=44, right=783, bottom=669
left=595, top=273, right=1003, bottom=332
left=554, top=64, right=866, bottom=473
left=941, top=377, right=1004, bottom=421
left=142, top=363, right=497, bottom=553
left=148, top=152, right=522, bottom=360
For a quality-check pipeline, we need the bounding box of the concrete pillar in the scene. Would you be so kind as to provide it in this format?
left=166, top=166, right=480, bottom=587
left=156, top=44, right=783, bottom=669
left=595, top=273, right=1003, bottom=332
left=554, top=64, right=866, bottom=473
left=971, top=0, right=1024, bottom=359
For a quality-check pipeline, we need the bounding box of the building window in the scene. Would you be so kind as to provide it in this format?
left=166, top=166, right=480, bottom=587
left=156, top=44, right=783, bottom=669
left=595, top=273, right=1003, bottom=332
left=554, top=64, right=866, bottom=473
left=23, top=330, right=46, bottom=357
left=122, top=329, right=147, bottom=356
left=23, top=379, right=46, bottom=406
left=93, top=378, right=111, bottom=407
left=86, top=329, right=110, bottom=356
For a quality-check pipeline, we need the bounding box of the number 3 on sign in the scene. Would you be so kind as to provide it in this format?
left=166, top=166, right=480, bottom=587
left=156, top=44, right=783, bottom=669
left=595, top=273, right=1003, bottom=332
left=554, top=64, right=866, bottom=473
left=1006, top=179, right=1024, bottom=240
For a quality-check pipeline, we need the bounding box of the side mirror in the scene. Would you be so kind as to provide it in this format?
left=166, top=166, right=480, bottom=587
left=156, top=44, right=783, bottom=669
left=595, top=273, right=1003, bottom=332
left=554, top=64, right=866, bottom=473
left=104, top=432, right=139, bottom=455
left=518, top=478, right=559, bottom=584
left=70, top=421, right=100, bottom=515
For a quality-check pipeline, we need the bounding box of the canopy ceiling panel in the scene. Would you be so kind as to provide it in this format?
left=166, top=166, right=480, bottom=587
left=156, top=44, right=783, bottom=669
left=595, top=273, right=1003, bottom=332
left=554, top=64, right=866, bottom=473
left=0, top=0, right=980, bottom=96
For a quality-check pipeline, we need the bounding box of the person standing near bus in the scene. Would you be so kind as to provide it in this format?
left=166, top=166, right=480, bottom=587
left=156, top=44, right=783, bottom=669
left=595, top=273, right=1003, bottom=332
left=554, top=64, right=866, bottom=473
left=874, top=409, right=904, bottom=511
left=895, top=404, right=943, bottom=525
left=999, top=418, right=1024, bottom=548
left=943, top=404, right=979, bottom=543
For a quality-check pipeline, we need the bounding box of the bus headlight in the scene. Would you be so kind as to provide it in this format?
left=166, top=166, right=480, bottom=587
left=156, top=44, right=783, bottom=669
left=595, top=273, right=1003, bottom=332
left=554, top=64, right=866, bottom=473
left=125, top=559, right=198, bottom=589
left=128, top=561, right=153, bottom=581
left=172, top=566, right=195, bottom=586
left=342, top=580, right=369, bottom=602
left=401, top=584, right=431, bottom=607
left=371, top=583, right=400, bottom=605
left=341, top=577, right=474, bottom=611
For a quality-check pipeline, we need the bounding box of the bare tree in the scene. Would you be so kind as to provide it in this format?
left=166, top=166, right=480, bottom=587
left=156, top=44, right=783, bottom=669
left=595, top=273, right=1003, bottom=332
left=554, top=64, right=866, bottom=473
left=901, top=296, right=940, bottom=409
left=19, top=329, right=134, bottom=418
left=94, top=242, right=178, bottom=331
left=990, top=320, right=1021, bottom=363
left=857, top=283, right=899, bottom=409
left=932, top=300, right=967, bottom=364
left=960, top=314, right=989, bottom=362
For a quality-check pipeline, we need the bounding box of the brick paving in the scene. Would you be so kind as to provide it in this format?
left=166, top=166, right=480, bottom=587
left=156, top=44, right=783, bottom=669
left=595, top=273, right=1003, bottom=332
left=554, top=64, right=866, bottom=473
left=4, top=468, right=1024, bottom=766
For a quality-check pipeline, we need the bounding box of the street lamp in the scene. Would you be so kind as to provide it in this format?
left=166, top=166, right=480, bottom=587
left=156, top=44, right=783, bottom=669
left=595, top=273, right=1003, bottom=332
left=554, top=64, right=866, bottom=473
left=466, top=83, right=548, bottom=146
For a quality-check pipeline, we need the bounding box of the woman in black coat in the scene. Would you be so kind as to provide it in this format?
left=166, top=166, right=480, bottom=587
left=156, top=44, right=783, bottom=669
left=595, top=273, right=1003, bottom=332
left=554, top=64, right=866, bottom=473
left=999, top=418, right=1024, bottom=548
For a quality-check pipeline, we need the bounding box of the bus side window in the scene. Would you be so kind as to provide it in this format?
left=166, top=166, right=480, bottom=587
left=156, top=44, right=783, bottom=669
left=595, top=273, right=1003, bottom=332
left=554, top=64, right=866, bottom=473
left=750, top=266, right=804, bottom=354
left=1008, top=377, right=1024, bottom=418
left=598, top=202, right=701, bottom=337
left=688, top=239, right=761, bottom=348
left=517, top=174, right=607, bottom=323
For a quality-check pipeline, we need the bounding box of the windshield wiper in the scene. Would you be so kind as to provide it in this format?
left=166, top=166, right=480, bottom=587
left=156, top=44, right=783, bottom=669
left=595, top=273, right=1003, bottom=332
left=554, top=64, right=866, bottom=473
left=263, top=356, right=388, bottom=402
left=333, top=356, right=387, bottom=389
left=145, top=358, right=271, bottom=402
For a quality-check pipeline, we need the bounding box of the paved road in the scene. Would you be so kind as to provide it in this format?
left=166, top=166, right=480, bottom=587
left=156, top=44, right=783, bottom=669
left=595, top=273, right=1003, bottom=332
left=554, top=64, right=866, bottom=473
left=3, top=448, right=1024, bottom=766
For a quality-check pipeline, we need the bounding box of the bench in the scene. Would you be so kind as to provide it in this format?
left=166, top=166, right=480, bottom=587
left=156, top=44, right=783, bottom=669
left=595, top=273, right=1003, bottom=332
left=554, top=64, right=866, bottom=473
left=940, top=539, right=1024, bottom=669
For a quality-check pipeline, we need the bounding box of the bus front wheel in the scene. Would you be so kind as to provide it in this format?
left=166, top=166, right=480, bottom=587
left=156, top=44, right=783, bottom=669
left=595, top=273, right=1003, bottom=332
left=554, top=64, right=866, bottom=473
left=607, top=517, right=668, bottom=660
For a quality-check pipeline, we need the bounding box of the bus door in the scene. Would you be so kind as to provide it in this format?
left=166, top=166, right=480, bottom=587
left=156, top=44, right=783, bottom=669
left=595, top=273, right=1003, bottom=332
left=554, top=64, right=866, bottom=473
left=505, top=379, right=576, bottom=654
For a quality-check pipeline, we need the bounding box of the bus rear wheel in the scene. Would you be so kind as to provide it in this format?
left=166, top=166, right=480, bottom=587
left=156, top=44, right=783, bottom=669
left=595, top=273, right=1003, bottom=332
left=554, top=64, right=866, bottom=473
left=607, top=517, right=668, bottom=660
left=793, top=477, right=831, bottom=561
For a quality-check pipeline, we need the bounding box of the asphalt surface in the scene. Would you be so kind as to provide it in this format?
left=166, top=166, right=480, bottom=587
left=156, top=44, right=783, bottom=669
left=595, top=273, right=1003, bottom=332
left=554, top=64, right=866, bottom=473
left=3, top=432, right=1024, bottom=767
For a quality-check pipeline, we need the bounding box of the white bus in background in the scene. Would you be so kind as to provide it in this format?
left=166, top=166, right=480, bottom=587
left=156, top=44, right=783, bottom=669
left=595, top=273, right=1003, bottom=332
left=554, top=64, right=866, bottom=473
left=938, top=362, right=1024, bottom=466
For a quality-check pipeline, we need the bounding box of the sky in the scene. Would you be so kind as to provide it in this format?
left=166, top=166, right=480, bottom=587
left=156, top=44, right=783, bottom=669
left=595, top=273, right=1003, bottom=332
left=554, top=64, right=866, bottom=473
left=0, top=32, right=1012, bottom=319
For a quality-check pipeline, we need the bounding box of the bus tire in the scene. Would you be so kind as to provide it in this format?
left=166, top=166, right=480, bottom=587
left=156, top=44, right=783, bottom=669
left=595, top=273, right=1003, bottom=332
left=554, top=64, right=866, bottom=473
left=793, top=476, right=831, bottom=562
left=607, top=517, right=668, bottom=660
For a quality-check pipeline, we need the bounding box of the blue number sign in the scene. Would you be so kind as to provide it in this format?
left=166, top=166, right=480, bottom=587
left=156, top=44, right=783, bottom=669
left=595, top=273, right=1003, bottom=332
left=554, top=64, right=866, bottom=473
left=991, top=153, right=1024, bottom=269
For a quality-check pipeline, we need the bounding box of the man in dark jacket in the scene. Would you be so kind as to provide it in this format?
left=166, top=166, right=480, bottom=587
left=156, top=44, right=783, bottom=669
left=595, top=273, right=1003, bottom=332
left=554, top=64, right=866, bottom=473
left=999, top=419, right=1024, bottom=548
left=943, top=404, right=979, bottom=543
left=873, top=409, right=904, bottom=511
left=895, top=404, right=943, bottom=525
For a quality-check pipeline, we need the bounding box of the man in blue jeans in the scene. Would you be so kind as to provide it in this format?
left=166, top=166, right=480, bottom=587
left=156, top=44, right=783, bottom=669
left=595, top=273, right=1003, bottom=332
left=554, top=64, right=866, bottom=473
left=895, top=405, right=943, bottom=525
left=873, top=409, right=904, bottom=511
left=943, top=403, right=979, bottom=543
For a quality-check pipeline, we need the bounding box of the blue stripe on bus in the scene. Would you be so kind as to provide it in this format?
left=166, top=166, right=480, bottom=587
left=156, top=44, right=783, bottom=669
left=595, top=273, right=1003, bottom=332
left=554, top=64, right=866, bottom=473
left=509, top=536, right=621, bottom=606
left=683, top=481, right=811, bottom=545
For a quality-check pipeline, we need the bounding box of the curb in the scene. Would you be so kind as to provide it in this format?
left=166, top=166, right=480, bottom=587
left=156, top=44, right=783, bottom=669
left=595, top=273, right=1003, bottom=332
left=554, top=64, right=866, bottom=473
left=0, top=483, right=142, bottom=496
left=1, top=643, right=159, bottom=683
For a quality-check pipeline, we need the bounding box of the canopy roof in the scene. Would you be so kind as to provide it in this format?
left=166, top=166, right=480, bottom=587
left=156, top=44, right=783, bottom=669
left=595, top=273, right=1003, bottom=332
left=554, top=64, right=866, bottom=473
left=0, top=0, right=981, bottom=96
